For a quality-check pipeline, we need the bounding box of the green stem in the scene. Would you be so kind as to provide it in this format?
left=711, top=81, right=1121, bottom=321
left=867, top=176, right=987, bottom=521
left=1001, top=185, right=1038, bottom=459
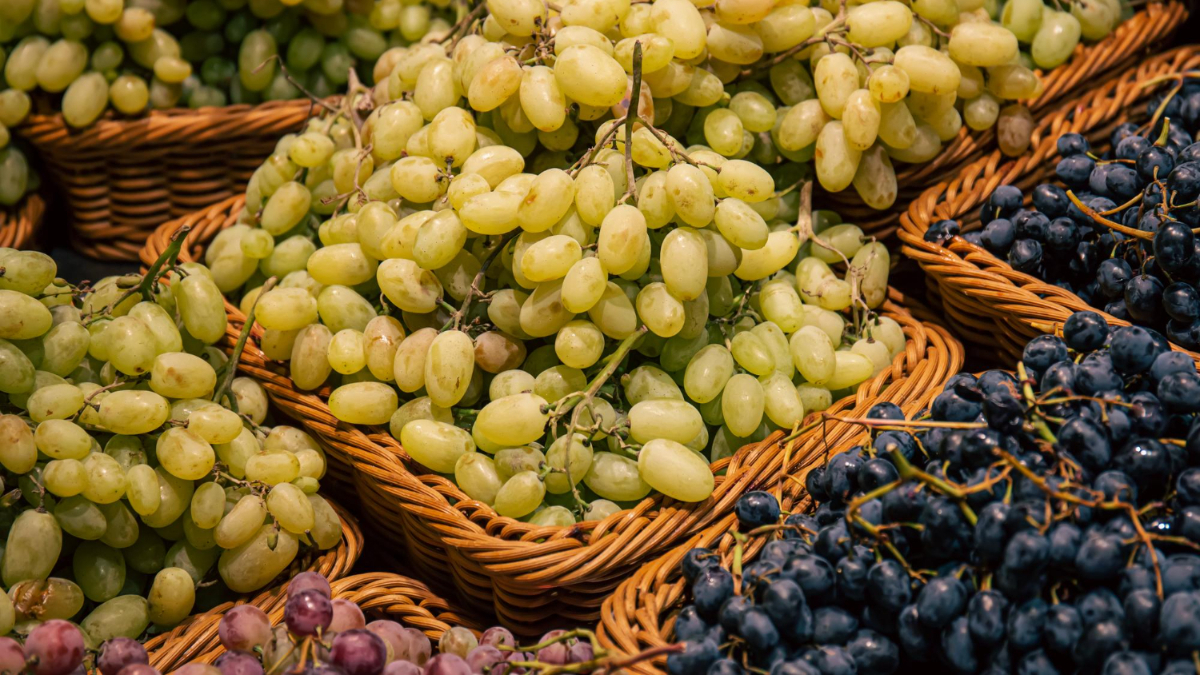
left=213, top=276, right=277, bottom=406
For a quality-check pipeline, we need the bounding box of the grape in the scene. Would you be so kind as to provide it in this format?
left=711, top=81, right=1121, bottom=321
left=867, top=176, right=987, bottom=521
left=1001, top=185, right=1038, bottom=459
left=25, top=620, right=85, bottom=675
left=219, top=605, right=272, bottom=652
left=284, top=588, right=333, bottom=637
left=98, top=637, right=148, bottom=675
left=214, top=652, right=263, bottom=675
left=331, top=629, right=389, bottom=675
left=424, top=654, right=471, bottom=675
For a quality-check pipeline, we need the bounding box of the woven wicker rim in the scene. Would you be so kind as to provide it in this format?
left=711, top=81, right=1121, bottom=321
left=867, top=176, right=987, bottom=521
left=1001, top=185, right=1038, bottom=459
left=149, top=571, right=481, bottom=672
left=140, top=196, right=963, bottom=626
left=145, top=500, right=364, bottom=670
left=897, top=45, right=1200, bottom=364
left=826, top=0, right=1187, bottom=238
left=0, top=193, right=45, bottom=250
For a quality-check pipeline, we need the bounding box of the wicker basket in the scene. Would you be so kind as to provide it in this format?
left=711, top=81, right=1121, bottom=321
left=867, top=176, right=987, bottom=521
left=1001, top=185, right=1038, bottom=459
left=15, top=99, right=323, bottom=261
left=594, top=395, right=949, bottom=675
left=898, top=45, right=1200, bottom=365
left=149, top=572, right=480, bottom=672
left=0, top=193, right=46, bottom=250
left=829, top=0, right=1187, bottom=238
left=145, top=499, right=364, bottom=669
left=141, top=197, right=964, bottom=634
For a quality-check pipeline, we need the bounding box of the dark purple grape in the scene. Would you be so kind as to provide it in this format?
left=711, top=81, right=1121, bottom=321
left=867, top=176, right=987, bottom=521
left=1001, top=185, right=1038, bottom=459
left=423, top=653, right=472, bottom=675
left=220, top=605, right=273, bottom=652
left=288, top=572, right=332, bottom=599
left=329, top=598, right=366, bottom=633
left=26, top=620, right=85, bottom=675
left=285, top=589, right=334, bottom=637
left=98, top=638, right=149, bottom=675
left=330, top=629, right=388, bottom=675
left=215, top=652, right=264, bottom=675
left=478, top=627, right=515, bottom=649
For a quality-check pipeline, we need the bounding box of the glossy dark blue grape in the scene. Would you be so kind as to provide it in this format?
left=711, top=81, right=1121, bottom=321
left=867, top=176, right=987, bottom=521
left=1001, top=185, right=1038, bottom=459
left=925, top=219, right=960, bottom=244
left=1056, top=155, right=1095, bottom=187
left=980, top=218, right=1016, bottom=255
left=736, top=491, right=781, bottom=530
left=1058, top=133, right=1089, bottom=157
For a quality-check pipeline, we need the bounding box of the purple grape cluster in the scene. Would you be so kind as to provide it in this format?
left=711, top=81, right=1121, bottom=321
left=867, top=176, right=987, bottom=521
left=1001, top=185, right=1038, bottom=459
left=668, top=314, right=1200, bottom=675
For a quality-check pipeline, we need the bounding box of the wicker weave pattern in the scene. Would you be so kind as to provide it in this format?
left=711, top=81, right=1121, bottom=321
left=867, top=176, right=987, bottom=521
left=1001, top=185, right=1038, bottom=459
left=594, top=395, right=948, bottom=675
left=829, top=0, right=1186, bottom=238
left=16, top=99, right=325, bottom=261
left=145, top=501, right=364, bottom=669
left=149, top=572, right=478, bottom=673
left=0, top=194, right=45, bottom=250
left=141, top=196, right=963, bottom=633
left=898, top=46, right=1200, bottom=365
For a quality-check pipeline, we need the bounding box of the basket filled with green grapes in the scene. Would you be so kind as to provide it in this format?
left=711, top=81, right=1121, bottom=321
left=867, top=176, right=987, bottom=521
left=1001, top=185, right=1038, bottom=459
left=0, top=240, right=362, bottom=649
left=137, top=40, right=965, bottom=627
left=1, top=0, right=417, bottom=260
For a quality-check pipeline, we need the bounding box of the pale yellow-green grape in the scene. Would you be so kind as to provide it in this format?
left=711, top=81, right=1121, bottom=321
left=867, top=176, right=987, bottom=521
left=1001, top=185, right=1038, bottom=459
left=628, top=399, right=703, bottom=444
left=735, top=230, right=800, bottom=281
left=4, top=37, right=49, bottom=92
left=813, top=53, right=857, bottom=120
left=393, top=328, right=438, bottom=393
left=518, top=169, right=575, bottom=231
left=761, top=371, right=805, bottom=427
left=1031, top=11, right=1082, bottom=70
left=61, top=72, right=108, bottom=128
left=255, top=288, right=319, bottom=332
left=562, top=257, right=608, bottom=314
left=703, top=108, right=744, bottom=157
left=790, top=325, right=836, bottom=385
left=948, top=22, right=1019, bottom=68
left=797, top=257, right=852, bottom=311
left=520, top=279, right=576, bottom=338
left=328, top=382, right=399, bottom=425
left=459, top=190, right=522, bottom=234
left=554, top=45, right=627, bottom=109
left=369, top=101, right=425, bottom=163
left=148, top=568, right=194, bottom=627
left=492, top=447, right=543, bottom=481
left=423, top=330, right=475, bottom=407
left=103, top=315, right=158, bottom=376
left=584, top=451, right=651, bottom=501
left=492, top=470, right=545, bottom=518
left=390, top=156, right=444, bottom=204
left=378, top=259, right=444, bottom=312
left=539, top=433, right=590, bottom=494
left=80, top=596, right=150, bottom=644
left=810, top=224, right=865, bottom=263
left=364, top=316, right=405, bottom=382
left=245, top=450, right=300, bottom=486
left=81, top=453, right=126, bottom=504
left=0, top=289, right=52, bottom=340
left=637, top=438, right=713, bottom=502
left=597, top=205, right=647, bottom=275
left=2, top=509, right=62, bottom=586
left=585, top=499, right=622, bottom=521
left=850, top=241, right=890, bottom=308
left=317, top=286, right=378, bottom=334
left=307, top=243, right=378, bottom=287
left=34, top=419, right=92, bottom=460
left=454, top=453, right=503, bottom=504
left=852, top=337, right=892, bottom=376
left=266, top=482, right=315, bottom=535
left=636, top=282, right=684, bottom=337
left=666, top=163, right=715, bottom=228
left=717, top=160, right=773, bottom=204
left=622, top=365, right=683, bottom=404
left=74, top=541, right=125, bottom=603
left=214, top=495, right=267, bottom=549
left=533, top=365, right=586, bottom=403
left=260, top=237, right=316, bottom=280
left=260, top=181, right=311, bottom=236
left=965, top=93, right=1002, bottom=131
left=659, top=228, right=707, bottom=300
left=428, top=107, right=477, bottom=168
left=130, top=301, right=182, bottom=355
left=758, top=281, right=803, bottom=333
left=842, top=91, right=880, bottom=152
left=867, top=65, right=909, bottom=105
left=124, top=465, right=161, bottom=517
left=713, top=198, right=768, bottom=250
left=156, top=428, right=215, bottom=481
left=730, top=331, right=777, bottom=376
left=175, top=275, right=227, bottom=345
left=721, top=373, right=764, bottom=437
left=575, top=165, right=616, bottom=226
left=190, top=482, right=227, bottom=530
left=149, top=352, right=216, bottom=400
left=187, top=405, right=243, bottom=445
left=462, top=146, right=525, bottom=189
left=852, top=144, right=899, bottom=210
left=26, top=384, right=85, bottom=422
left=230, top=378, right=269, bottom=426
left=846, top=1, right=912, bottom=47
left=400, top=419, right=475, bottom=473
left=238, top=30, right=277, bottom=92
left=814, top=122, right=860, bottom=193
left=474, top=392, right=549, bottom=447
left=893, top=46, right=960, bottom=95
left=44, top=459, right=87, bottom=497
left=528, top=506, right=574, bottom=527
left=0, top=415, right=36, bottom=474
left=684, top=344, right=734, bottom=403
left=290, top=324, right=333, bottom=391
left=1002, top=0, right=1044, bottom=41
left=824, top=351, right=876, bottom=391
left=218, top=525, right=299, bottom=594
left=36, top=39, right=88, bottom=93
left=306, top=495, right=343, bottom=549
left=521, top=235, right=583, bottom=283
left=328, top=329, right=368, bottom=375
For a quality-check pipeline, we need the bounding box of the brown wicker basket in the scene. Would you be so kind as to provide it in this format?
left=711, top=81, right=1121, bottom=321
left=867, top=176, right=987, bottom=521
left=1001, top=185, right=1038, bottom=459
left=0, top=193, right=45, bottom=250
left=149, top=572, right=480, bottom=672
left=830, top=0, right=1187, bottom=238
left=594, top=399, right=947, bottom=675
left=141, top=196, right=964, bottom=634
left=15, top=99, right=324, bottom=261
left=145, top=499, right=364, bottom=669
left=898, top=45, right=1200, bottom=365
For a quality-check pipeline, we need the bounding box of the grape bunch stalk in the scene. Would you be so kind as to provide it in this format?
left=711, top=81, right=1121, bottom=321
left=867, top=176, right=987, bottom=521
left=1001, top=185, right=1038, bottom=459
left=0, top=230, right=343, bottom=646
left=665, top=312, right=1200, bottom=675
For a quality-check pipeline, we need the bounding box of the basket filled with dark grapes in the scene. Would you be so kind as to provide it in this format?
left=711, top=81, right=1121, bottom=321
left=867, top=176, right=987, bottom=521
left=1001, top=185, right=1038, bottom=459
left=599, top=313, right=1200, bottom=675
left=899, top=45, right=1200, bottom=364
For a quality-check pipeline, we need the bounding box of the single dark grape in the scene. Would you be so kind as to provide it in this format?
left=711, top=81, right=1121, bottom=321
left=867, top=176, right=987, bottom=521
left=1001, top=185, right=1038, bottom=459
left=98, top=638, right=149, bottom=675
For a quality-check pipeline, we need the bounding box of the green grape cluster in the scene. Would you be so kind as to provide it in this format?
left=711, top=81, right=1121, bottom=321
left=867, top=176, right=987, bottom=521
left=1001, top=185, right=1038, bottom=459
left=0, top=246, right=343, bottom=646
left=0, top=0, right=452, bottom=135
left=202, top=52, right=907, bottom=526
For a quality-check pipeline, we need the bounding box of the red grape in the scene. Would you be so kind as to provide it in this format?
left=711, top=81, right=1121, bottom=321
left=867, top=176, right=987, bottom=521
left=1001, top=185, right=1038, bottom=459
left=423, top=654, right=471, bottom=675
left=25, top=620, right=85, bottom=675
left=330, top=629, right=388, bottom=675
left=329, top=599, right=366, bottom=633
left=219, top=606, right=272, bottom=652
left=285, top=589, right=334, bottom=637
left=215, top=652, right=264, bottom=675
left=98, top=638, right=148, bottom=675
left=287, top=572, right=332, bottom=599
left=0, top=637, right=25, bottom=675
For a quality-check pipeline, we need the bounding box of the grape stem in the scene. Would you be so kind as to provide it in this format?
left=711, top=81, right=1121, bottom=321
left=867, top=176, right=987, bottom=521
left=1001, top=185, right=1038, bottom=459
left=913, top=13, right=950, bottom=38
left=618, top=42, right=643, bottom=206
left=86, top=225, right=191, bottom=321
left=439, top=1, right=489, bottom=47
left=442, top=231, right=520, bottom=332
left=213, top=276, right=278, bottom=408
left=74, top=380, right=129, bottom=420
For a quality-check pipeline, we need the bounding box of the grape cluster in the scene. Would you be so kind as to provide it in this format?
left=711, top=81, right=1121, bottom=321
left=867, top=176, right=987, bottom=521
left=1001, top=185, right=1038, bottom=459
left=211, top=54, right=916, bottom=523
left=0, top=243, right=342, bottom=645
left=0, top=0, right=419, bottom=132
left=110, top=570, right=610, bottom=675
left=667, top=313, right=1200, bottom=675
left=928, top=79, right=1200, bottom=350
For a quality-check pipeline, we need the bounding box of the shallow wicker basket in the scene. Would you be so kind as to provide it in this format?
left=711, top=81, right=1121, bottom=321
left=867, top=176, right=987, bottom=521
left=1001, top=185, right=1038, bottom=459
left=141, top=197, right=964, bottom=634
left=831, top=0, right=1187, bottom=238
left=898, top=45, right=1200, bottom=365
left=0, top=193, right=46, bottom=250
left=148, top=572, right=480, bottom=672
left=15, top=99, right=323, bottom=261
left=142, top=499, right=363, bottom=669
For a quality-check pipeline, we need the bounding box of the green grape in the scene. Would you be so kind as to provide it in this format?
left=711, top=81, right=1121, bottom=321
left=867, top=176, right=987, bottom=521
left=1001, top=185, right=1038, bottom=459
left=2, top=509, right=62, bottom=587
left=147, top=567, right=195, bottom=626
left=74, top=540, right=126, bottom=602
left=217, top=525, right=299, bottom=593
left=80, top=595, right=150, bottom=643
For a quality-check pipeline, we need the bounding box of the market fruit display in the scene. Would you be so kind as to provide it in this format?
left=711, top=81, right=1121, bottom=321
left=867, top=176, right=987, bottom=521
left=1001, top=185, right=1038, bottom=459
left=0, top=0, right=409, bottom=131
left=0, top=242, right=342, bottom=645
left=664, top=313, right=1200, bottom=674
left=927, top=76, right=1200, bottom=351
